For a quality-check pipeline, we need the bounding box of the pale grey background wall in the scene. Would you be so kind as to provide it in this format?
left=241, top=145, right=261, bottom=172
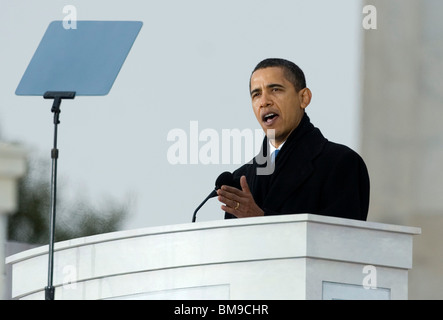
left=0, top=0, right=362, bottom=229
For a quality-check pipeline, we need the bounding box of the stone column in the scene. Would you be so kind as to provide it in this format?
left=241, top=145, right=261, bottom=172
left=0, top=143, right=27, bottom=300
left=360, top=0, right=443, bottom=299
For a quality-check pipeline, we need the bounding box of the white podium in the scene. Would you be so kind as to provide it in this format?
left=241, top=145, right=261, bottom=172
left=6, top=214, right=420, bottom=300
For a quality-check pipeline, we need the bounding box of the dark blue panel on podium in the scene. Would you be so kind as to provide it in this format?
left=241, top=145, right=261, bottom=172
left=15, top=20, right=143, bottom=96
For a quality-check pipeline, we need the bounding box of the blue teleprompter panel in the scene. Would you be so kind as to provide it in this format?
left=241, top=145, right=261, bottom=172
left=16, top=20, right=143, bottom=96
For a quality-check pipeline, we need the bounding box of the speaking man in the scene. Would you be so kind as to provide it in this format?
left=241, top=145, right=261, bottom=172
left=217, top=58, right=370, bottom=221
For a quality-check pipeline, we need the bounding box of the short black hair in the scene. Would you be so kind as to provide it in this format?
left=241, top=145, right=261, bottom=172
left=250, top=58, right=306, bottom=92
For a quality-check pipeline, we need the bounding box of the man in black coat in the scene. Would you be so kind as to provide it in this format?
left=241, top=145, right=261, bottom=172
left=217, top=58, right=370, bottom=221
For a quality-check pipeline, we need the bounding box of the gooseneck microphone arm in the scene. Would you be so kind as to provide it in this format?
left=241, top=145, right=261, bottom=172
left=192, top=171, right=235, bottom=223
left=192, top=189, right=217, bottom=223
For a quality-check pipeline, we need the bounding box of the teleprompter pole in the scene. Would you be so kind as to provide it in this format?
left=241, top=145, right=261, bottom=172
left=43, top=91, right=75, bottom=300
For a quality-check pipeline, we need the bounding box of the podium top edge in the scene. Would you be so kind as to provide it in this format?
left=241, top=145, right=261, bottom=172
left=220, top=214, right=422, bottom=235
left=5, top=214, right=421, bottom=264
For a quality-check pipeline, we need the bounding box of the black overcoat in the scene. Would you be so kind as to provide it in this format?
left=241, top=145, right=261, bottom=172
left=225, top=113, right=370, bottom=221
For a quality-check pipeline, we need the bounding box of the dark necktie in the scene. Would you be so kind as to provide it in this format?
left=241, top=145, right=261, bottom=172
left=271, top=149, right=279, bottom=163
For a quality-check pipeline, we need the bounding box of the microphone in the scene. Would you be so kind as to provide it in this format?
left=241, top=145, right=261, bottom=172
left=192, top=171, right=240, bottom=223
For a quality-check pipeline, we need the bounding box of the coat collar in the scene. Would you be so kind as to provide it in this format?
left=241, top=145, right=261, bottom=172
left=255, top=113, right=328, bottom=210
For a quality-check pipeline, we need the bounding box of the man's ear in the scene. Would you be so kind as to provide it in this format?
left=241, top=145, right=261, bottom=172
left=300, top=88, right=312, bottom=109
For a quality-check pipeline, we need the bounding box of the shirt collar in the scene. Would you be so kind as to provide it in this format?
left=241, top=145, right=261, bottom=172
left=269, top=140, right=285, bottom=155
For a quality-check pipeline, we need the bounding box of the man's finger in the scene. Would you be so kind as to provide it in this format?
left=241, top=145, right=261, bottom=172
left=221, top=184, right=242, bottom=195
left=221, top=204, right=239, bottom=217
left=240, top=176, right=251, bottom=193
left=217, top=190, right=241, bottom=204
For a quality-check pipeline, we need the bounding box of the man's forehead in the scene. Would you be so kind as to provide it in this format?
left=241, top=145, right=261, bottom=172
left=250, top=67, right=288, bottom=87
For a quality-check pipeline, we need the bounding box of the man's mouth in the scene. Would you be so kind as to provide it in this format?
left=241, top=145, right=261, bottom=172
left=262, top=112, right=279, bottom=125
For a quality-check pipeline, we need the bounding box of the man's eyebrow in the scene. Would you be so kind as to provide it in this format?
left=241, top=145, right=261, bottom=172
left=268, top=83, right=285, bottom=89
left=250, top=83, right=285, bottom=96
left=250, top=87, right=261, bottom=96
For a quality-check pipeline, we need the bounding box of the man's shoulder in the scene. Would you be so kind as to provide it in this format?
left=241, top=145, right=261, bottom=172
left=321, top=140, right=366, bottom=164
left=323, top=140, right=357, bottom=153
left=233, top=162, right=253, bottom=178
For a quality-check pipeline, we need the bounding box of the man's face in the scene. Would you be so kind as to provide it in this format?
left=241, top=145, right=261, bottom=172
left=250, top=66, right=310, bottom=147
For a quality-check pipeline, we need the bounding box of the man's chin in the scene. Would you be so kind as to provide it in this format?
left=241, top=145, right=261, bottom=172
left=264, top=128, right=277, bottom=138
left=264, top=128, right=280, bottom=146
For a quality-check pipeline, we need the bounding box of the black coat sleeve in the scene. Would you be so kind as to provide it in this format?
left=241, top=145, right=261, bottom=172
left=318, top=147, right=370, bottom=221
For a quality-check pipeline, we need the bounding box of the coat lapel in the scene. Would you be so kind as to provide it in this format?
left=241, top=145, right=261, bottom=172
left=261, top=122, right=327, bottom=211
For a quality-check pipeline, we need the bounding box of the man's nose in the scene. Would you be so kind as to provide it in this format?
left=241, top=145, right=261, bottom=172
left=259, top=91, right=272, bottom=108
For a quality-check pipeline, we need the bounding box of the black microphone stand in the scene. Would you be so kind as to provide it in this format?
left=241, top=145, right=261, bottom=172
left=192, top=189, right=217, bottom=223
left=43, top=91, right=75, bottom=300
left=192, top=172, right=239, bottom=223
